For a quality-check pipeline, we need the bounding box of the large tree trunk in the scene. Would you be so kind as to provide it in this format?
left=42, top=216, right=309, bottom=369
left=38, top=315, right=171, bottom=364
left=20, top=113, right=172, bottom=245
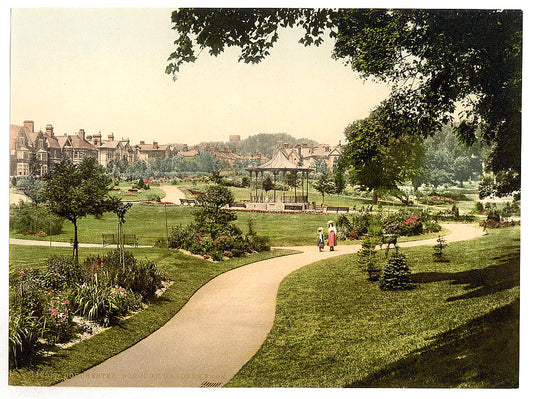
left=372, top=188, right=378, bottom=205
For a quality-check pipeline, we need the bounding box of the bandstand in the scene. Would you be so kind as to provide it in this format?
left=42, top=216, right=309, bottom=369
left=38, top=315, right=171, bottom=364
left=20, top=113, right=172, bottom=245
left=246, top=146, right=312, bottom=211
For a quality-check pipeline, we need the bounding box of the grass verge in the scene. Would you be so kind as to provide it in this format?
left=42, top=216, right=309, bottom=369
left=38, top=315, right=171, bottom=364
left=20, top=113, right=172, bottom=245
left=227, top=227, right=519, bottom=388
left=8, top=246, right=298, bottom=386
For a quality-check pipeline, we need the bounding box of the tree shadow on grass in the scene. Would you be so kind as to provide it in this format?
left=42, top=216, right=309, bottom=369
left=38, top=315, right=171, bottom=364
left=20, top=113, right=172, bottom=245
left=346, top=299, right=519, bottom=388
left=410, top=248, right=519, bottom=302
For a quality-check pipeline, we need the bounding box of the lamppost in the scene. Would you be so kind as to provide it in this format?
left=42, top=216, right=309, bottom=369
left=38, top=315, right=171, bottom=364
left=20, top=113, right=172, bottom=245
left=164, top=202, right=169, bottom=247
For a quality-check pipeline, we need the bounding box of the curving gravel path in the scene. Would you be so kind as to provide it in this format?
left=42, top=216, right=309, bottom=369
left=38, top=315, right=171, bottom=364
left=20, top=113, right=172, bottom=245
left=159, top=185, right=187, bottom=204
left=56, top=223, right=485, bottom=387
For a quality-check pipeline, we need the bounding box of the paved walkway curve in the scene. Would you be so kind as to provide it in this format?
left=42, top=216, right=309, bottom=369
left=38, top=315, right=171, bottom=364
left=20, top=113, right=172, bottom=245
left=56, top=223, right=484, bottom=387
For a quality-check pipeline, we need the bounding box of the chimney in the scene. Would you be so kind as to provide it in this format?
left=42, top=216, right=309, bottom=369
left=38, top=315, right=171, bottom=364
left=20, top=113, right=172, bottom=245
left=108, top=133, right=114, bottom=141
left=45, top=124, right=54, bottom=137
left=182, top=144, right=188, bottom=151
left=153, top=141, right=158, bottom=149
left=140, top=140, right=145, bottom=145
left=24, top=120, right=35, bottom=133
left=78, top=129, right=85, bottom=140
left=224, top=146, right=229, bottom=154
left=283, top=143, right=289, bottom=149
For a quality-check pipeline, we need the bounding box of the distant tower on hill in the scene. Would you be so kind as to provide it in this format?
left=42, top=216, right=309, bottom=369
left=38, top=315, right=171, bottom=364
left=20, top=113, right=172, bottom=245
left=229, top=135, right=240, bottom=142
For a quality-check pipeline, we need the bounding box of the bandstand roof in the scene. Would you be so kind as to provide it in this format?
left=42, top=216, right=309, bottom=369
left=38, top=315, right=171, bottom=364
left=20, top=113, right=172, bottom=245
left=246, top=147, right=312, bottom=172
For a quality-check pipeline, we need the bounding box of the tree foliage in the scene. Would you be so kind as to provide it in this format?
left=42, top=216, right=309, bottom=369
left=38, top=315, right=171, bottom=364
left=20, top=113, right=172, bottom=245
left=338, top=106, right=424, bottom=204
left=417, top=125, right=483, bottom=188
left=193, top=184, right=237, bottom=238
left=312, top=172, right=335, bottom=204
left=42, top=158, right=118, bottom=262
left=166, top=8, right=521, bottom=197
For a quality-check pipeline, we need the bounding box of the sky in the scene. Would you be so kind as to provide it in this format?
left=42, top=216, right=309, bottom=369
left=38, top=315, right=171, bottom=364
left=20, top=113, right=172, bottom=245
left=9, top=7, right=394, bottom=147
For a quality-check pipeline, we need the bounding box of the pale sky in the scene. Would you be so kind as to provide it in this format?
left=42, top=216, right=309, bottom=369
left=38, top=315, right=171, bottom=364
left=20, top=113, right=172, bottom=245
left=10, top=7, right=391, bottom=146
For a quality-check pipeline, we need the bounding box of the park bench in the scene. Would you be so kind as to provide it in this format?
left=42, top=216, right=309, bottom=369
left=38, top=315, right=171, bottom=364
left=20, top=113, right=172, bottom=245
left=230, top=203, right=247, bottom=208
left=179, top=198, right=198, bottom=206
left=326, top=206, right=350, bottom=213
left=102, top=234, right=116, bottom=246
left=284, top=204, right=303, bottom=211
left=123, top=234, right=138, bottom=247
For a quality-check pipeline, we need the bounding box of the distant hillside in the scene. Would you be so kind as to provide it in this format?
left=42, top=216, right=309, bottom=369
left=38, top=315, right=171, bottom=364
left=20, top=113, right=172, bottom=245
left=176, top=133, right=319, bottom=158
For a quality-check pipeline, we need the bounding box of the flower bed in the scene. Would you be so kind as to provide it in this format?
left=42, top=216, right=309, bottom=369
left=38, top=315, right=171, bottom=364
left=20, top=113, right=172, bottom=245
left=480, top=219, right=520, bottom=229
left=419, top=195, right=456, bottom=205
left=9, top=250, right=167, bottom=369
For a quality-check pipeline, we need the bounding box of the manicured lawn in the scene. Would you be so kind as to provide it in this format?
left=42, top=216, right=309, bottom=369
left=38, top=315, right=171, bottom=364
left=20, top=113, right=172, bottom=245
left=9, top=202, right=452, bottom=248
left=227, top=227, right=519, bottom=388
left=8, top=245, right=298, bottom=386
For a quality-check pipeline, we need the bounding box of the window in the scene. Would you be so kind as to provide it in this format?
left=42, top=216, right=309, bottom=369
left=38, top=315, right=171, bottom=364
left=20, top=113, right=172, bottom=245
left=17, top=163, right=29, bottom=176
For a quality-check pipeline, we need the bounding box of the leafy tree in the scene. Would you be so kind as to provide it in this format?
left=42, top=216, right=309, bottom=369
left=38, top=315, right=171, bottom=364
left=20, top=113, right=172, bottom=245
left=262, top=175, right=275, bottom=193
left=338, top=106, right=424, bottom=204
left=17, top=176, right=45, bottom=204
left=42, top=158, right=118, bottom=263
left=160, top=157, right=175, bottom=174
left=193, top=185, right=237, bottom=238
left=284, top=171, right=299, bottom=191
left=418, top=125, right=482, bottom=188
left=312, top=172, right=335, bottom=204
left=333, top=167, right=347, bottom=196
left=129, top=160, right=148, bottom=180
left=28, top=150, right=40, bottom=177
left=312, top=159, right=328, bottom=176
left=173, top=155, right=189, bottom=172
left=193, top=150, right=221, bottom=173
left=166, top=8, right=521, bottom=197
left=210, top=169, right=223, bottom=185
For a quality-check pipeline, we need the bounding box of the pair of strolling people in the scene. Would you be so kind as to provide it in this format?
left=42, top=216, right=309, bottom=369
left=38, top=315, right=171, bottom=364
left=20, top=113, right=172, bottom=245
left=317, top=221, right=337, bottom=252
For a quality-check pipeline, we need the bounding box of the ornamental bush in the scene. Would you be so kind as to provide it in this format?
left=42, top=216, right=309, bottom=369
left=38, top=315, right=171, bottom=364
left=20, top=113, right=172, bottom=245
left=9, top=267, right=76, bottom=367
left=70, top=283, right=142, bottom=327
left=379, top=252, right=415, bottom=291
left=167, top=186, right=270, bottom=260
left=356, top=237, right=381, bottom=281
left=82, top=250, right=166, bottom=300
left=9, top=202, right=64, bottom=235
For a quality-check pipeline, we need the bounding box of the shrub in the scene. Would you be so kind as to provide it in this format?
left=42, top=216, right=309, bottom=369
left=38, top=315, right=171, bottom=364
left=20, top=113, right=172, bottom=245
left=9, top=202, right=64, bottom=235
left=70, top=283, right=142, bottom=327
left=47, top=256, right=84, bottom=284
left=423, top=219, right=442, bottom=233
left=432, top=236, right=449, bottom=262
left=83, top=250, right=165, bottom=300
left=42, top=290, right=75, bottom=344
left=382, top=213, right=423, bottom=236
left=8, top=267, right=75, bottom=366
left=480, top=219, right=520, bottom=229
left=146, top=193, right=162, bottom=202
left=9, top=304, right=43, bottom=367
left=356, top=237, right=381, bottom=281
left=379, top=252, right=415, bottom=291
